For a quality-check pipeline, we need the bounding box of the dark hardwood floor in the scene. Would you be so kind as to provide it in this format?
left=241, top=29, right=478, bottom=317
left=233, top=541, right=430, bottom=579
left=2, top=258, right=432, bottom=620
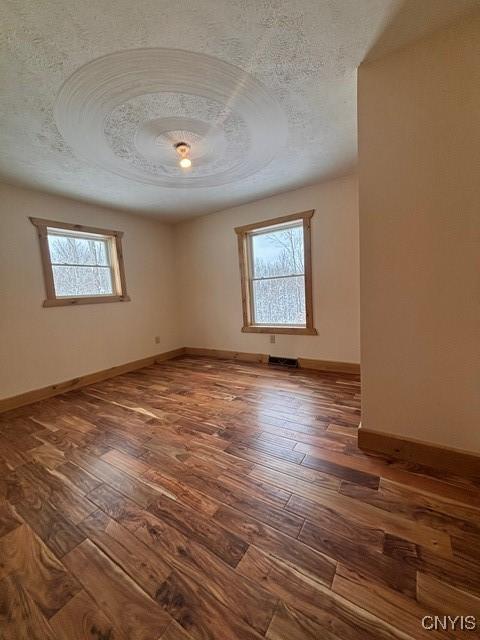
left=0, top=356, right=479, bottom=639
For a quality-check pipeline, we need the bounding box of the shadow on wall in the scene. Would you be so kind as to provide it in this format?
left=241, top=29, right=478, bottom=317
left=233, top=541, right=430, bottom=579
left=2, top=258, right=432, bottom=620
left=364, top=0, right=479, bottom=62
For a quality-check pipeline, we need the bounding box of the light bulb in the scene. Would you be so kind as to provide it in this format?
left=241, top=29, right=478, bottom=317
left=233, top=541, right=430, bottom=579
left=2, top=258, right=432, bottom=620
left=179, top=157, right=192, bottom=169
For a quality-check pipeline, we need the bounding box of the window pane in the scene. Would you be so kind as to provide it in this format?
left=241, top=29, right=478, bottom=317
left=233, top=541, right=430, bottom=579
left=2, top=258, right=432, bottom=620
left=252, top=275, right=306, bottom=325
left=251, top=225, right=304, bottom=278
left=48, top=234, right=109, bottom=266
left=52, top=265, right=113, bottom=297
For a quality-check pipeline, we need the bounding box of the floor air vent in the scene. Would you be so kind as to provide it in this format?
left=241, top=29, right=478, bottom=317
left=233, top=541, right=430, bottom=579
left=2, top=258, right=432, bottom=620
left=268, top=355, right=299, bottom=368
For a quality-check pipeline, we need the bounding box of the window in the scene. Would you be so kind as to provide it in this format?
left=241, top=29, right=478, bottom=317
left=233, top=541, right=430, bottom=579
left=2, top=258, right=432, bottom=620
left=30, top=217, right=129, bottom=307
left=235, top=210, right=317, bottom=335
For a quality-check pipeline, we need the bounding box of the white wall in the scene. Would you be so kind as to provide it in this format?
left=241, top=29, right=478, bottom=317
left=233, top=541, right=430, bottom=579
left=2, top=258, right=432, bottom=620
left=358, top=11, right=480, bottom=453
left=0, top=183, right=180, bottom=399
left=0, top=173, right=359, bottom=399
left=175, top=174, right=360, bottom=363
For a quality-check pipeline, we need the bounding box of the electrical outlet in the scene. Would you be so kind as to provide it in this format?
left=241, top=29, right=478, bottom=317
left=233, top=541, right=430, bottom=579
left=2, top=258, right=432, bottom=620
left=270, top=335, right=276, bottom=344
left=154, top=336, right=161, bottom=344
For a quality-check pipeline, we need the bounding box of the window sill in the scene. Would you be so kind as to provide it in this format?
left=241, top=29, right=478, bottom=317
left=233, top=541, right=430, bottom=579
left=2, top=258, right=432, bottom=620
left=43, top=295, right=131, bottom=307
left=242, top=325, right=317, bottom=336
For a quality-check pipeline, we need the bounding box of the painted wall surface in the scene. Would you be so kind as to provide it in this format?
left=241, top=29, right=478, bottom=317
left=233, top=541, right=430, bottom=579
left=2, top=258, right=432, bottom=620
left=0, top=183, right=180, bottom=399
left=358, top=12, right=480, bottom=453
left=175, top=175, right=360, bottom=363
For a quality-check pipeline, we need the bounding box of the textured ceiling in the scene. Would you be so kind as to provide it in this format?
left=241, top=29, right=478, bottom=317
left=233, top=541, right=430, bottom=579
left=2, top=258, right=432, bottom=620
left=0, top=0, right=477, bottom=219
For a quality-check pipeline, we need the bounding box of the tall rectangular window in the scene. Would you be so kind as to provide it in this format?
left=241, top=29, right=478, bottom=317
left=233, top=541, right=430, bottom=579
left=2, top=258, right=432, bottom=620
left=250, top=223, right=305, bottom=325
left=30, top=218, right=129, bottom=307
left=235, top=210, right=316, bottom=335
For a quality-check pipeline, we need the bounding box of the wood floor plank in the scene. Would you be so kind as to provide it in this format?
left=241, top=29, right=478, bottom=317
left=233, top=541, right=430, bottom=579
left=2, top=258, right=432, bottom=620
left=341, top=478, right=480, bottom=537
left=26, top=443, right=66, bottom=469
left=160, top=621, right=196, bottom=640
left=88, top=483, right=189, bottom=547
left=237, top=546, right=404, bottom=640
left=69, top=449, right=164, bottom=508
left=79, top=510, right=172, bottom=598
left=155, top=570, right=265, bottom=640
left=227, top=438, right=306, bottom=464
left=52, top=461, right=102, bottom=495
left=259, top=427, right=349, bottom=452
left=327, top=422, right=359, bottom=437
left=0, top=574, right=56, bottom=640
left=254, top=431, right=299, bottom=449
left=266, top=602, right=339, bottom=640
left=285, top=487, right=453, bottom=556
left=141, top=447, right=226, bottom=484
left=451, top=531, right=480, bottom=566
left=6, top=473, right=86, bottom=558
left=301, top=454, right=380, bottom=488
left=416, top=572, right=480, bottom=619
left=321, top=446, right=480, bottom=509
left=14, top=461, right=97, bottom=525
left=142, top=467, right=219, bottom=516
left=148, top=494, right=248, bottom=567
left=1, top=430, right=42, bottom=452
left=287, top=494, right=385, bottom=549
left=217, top=471, right=292, bottom=508
left=179, top=442, right=255, bottom=474
left=87, top=483, right=277, bottom=634
left=213, top=504, right=336, bottom=585
left=34, top=428, right=83, bottom=452
left=0, top=435, right=27, bottom=469
left=332, top=564, right=456, bottom=640
left=383, top=533, right=480, bottom=598
left=146, top=463, right=304, bottom=537
left=63, top=539, right=172, bottom=640
left=164, top=538, right=279, bottom=635
left=49, top=589, right=128, bottom=640
left=102, top=448, right=151, bottom=476
left=299, top=521, right=417, bottom=597
left=226, top=443, right=342, bottom=488
left=0, top=524, right=81, bottom=618
left=249, top=464, right=341, bottom=496
left=0, top=501, right=22, bottom=537
left=0, top=416, right=45, bottom=437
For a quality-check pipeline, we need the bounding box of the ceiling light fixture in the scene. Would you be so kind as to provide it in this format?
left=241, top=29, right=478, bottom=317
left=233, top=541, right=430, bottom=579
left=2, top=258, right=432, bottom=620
left=174, top=142, right=192, bottom=169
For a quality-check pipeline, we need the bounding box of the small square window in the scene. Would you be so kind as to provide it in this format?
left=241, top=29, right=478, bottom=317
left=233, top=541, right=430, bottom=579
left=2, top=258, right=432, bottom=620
left=30, top=218, right=130, bottom=307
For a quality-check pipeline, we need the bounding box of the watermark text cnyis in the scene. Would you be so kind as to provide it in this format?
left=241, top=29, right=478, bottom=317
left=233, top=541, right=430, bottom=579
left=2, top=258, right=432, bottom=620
left=422, top=616, right=477, bottom=631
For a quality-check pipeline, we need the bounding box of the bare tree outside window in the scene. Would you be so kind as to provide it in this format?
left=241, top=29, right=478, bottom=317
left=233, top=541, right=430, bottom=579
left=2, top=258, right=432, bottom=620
left=251, top=224, right=306, bottom=325
left=30, top=217, right=129, bottom=307
left=48, top=233, right=114, bottom=297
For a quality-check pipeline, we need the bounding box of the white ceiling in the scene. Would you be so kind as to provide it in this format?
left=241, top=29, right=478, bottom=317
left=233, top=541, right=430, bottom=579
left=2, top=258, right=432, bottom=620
left=0, top=0, right=477, bottom=220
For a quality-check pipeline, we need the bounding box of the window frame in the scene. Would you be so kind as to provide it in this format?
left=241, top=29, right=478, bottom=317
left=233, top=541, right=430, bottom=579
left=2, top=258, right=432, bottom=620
left=235, top=210, right=317, bottom=335
left=30, top=217, right=130, bottom=307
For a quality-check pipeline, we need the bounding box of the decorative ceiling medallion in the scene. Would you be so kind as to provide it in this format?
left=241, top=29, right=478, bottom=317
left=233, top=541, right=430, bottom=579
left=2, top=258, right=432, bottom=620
left=54, top=48, right=287, bottom=188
